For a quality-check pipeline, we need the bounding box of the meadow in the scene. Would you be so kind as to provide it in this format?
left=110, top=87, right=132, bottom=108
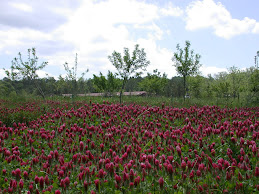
left=0, top=97, right=258, bottom=193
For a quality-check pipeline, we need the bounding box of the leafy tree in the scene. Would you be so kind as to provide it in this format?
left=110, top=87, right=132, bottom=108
left=187, top=75, right=205, bottom=98
left=108, top=44, right=150, bottom=103
left=41, top=76, right=58, bottom=96
left=5, top=48, right=48, bottom=99
left=245, top=67, right=259, bottom=104
left=168, top=76, right=184, bottom=98
left=172, top=41, right=201, bottom=101
left=0, top=78, right=16, bottom=97
left=85, top=78, right=95, bottom=93
left=139, top=69, right=168, bottom=96
left=77, top=77, right=88, bottom=94
left=92, top=72, right=107, bottom=93
left=56, top=75, right=67, bottom=94
left=106, top=71, right=121, bottom=94
left=204, top=74, right=214, bottom=98
left=228, top=66, right=242, bottom=100
left=125, top=76, right=143, bottom=92
left=213, top=72, right=230, bottom=99
left=92, top=71, right=121, bottom=95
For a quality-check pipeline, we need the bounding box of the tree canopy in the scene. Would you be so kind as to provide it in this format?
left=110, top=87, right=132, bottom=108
left=5, top=48, right=48, bottom=98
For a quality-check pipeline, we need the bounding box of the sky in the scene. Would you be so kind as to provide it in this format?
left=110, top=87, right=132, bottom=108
left=0, top=0, right=258, bottom=80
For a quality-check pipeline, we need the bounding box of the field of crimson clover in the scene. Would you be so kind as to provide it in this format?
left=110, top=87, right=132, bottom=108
left=0, top=99, right=258, bottom=193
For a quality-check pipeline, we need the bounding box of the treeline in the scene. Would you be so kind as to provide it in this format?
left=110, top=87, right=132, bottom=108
left=0, top=66, right=258, bottom=105
left=1, top=45, right=258, bottom=106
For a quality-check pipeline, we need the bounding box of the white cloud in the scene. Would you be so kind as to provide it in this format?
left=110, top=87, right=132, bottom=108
left=137, top=38, right=176, bottom=78
left=37, top=70, right=50, bottom=78
left=185, top=0, right=259, bottom=39
left=200, top=65, right=227, bottom=77
left=252, top=22, right=259, bottom=33
left=0, top=0, right=183, bottom=80
left=10, top=2, right=32, bottom=12
left=38, top=70, right=59, bottom=79
left=57, top=0, right=159, bottom=47
left=0, top=69, right=6, bottom=79
left=134, top=23, right=164, bottom=40
left=160, top=2, right=183, bottom=17
left=52, top=0, right=174, bottom=77
left=0, top=68, right=58, bottom=80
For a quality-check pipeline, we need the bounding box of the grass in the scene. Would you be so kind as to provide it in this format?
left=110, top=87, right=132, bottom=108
left=0, top=93, right=258, bottom=111
left=44, top=95, right=258, bottom=108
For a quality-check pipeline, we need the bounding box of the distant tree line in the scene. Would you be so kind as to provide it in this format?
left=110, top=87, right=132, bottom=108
left=0, top=66, right=258, bottom=104
left=1, top=43, right=258, bottom=106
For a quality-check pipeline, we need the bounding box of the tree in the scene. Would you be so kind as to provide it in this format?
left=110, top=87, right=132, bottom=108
left=0, top=78, right=16, bottom=97
left=139, top=69, right=168, bottom=96
left=106, top=71, right=121, bottom=94
left=108, top=44, right=150, bottom=103
left=187, top=75, right=205, bottom=98
left=92, top=72, right=107, bottom=93
left=41, top=76, right=58, bottom=96
left=125, top=76, right=143, bottom=92
left=5, top=48, right=48, bottom=99
left=213, top=71, right=230, bottom=104
left=227, top=66, right=242, bottom=101
left=172, top=41, right=201, bottom=101
left=245, top=67, right=259, bottom=104
left=92, top=71, right=121, bottom=95
left=77, top=77, right=88, bottom=94
left=169, top=76, right=184, bottom=98
left=56, top=75, right=67, bottom=94
left=205, top=74, right=214, bottom=98
left=85, top=78, right=95, bottom=93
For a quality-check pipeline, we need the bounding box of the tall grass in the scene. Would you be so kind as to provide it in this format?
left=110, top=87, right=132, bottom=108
left=43, top=95, right=258, bottom=108
left=1, top=92, right=258, bottom=110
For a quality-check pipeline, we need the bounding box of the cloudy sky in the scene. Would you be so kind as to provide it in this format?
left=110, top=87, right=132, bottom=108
left=0, top=0, right=258, bottom=80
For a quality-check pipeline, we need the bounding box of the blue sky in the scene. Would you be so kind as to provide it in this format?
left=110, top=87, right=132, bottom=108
left=0, top=0, right=258, bottom=80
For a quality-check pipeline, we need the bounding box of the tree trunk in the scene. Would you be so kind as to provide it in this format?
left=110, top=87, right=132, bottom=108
left=119, top=90, right=122, bottom=104
left=183, top=75, right=186, bottom=102
left=33, top=79, right=45, bottom=99
left=72, top=79, right=77, bottom=101
left=120, top=79, right=126, bottom=104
